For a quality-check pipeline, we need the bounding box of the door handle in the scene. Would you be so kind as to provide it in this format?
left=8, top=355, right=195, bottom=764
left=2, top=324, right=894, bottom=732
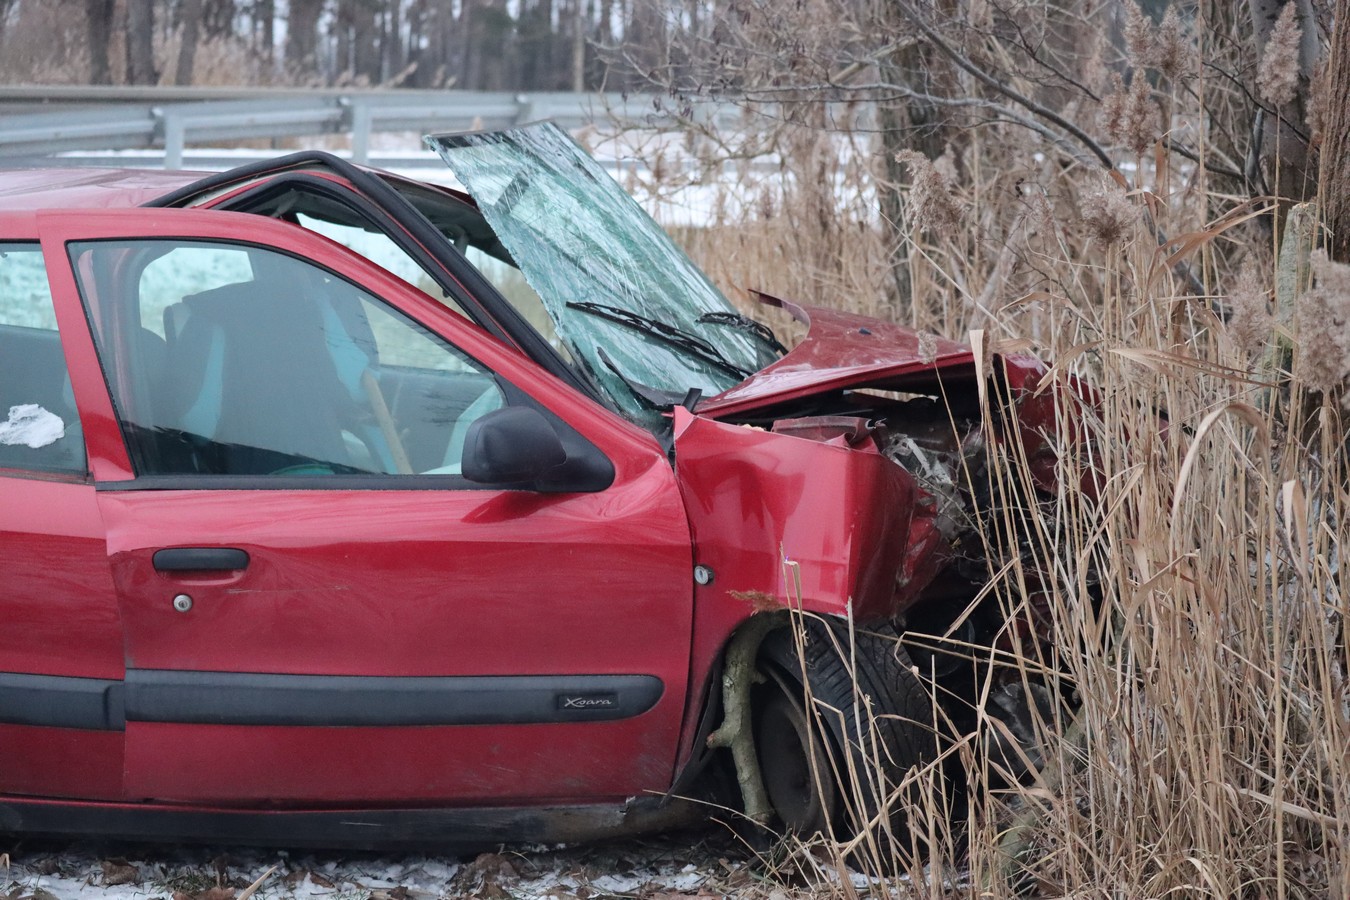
left=152, top=548, right=250, bottom=572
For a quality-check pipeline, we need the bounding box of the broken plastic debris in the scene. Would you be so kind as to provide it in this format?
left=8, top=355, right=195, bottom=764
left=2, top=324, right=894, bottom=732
left=0, top=404, right=65, bottom=449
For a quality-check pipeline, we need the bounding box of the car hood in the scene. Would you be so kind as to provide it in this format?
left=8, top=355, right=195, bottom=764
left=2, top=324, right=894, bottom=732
left=695, top=294, right=978, bottom=418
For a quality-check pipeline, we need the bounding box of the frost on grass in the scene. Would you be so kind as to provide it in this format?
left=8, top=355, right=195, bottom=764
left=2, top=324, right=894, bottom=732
left=895, top=150, right=964, bottom=237
left=1226, top=258, right=1274, bottom=359
left=1099, top=73, right=1158, bottom=157
left=1078, top=176, right=1138, bottom=248
left=1296, top=250, right=1350, bottom=397
left=0, top=834, right=764, bottom=900
left=0, top=404, right=64, bottom=449
left=1258, top=2, right=1303, bottom=108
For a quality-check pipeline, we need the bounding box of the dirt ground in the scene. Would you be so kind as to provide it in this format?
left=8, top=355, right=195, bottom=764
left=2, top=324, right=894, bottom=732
left=0, top=825, right=807, bottom=900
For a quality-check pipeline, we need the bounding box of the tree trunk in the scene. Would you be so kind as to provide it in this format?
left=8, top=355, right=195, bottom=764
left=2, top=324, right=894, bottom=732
left=598, top=0, right=613, bottom=86
left=877, top=98, right=915, bottom=315
left=1321, top=0, right=1350, bottom=263
left=202, top=0, right=235, bottom=40
left=286, top=0, right=324, bottom=76
left=1249, top=0, right=1321, bottom=208
left=0, top=0, right=15, bottom=49
left=875, top=11, right=950, bottom=316
left=174, top=0, right=203, bottom=85
left=457, top=0, right=478, bottom=89
left=387, top=0, right=404, bottom=81
left=257, top=0, right=275, bottom=62
left=86, top=0, right=115, bottom=84
left=571, top=0, right=586, bottom=91
left=125, top=0, right=157, bottom=85
left=352, top=0, right=380, bottom=82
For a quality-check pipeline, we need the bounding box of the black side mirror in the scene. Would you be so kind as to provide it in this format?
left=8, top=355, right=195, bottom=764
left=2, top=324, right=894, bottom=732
left=461, top=407, right=568, bottom=486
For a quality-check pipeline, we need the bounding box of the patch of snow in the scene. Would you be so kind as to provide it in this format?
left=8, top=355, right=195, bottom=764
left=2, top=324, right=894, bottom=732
left=0, top=404, right=64, bottom=448
left=0, top=831, right=754, bottom=900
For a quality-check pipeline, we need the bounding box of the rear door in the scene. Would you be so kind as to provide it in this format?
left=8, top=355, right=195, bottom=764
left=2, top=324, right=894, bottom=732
left=0, top=233, right=124, bottom=802
left=39, top=208, right=694, bottom=807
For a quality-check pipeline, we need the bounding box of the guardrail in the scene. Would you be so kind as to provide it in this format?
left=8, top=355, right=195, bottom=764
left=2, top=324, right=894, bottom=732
left=0, top=88, right=754, bottom=168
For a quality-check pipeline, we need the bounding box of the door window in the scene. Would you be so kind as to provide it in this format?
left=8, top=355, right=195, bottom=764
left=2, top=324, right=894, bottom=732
left=0, top=243, right=85, bottom=474
left=68, top=239, right=505, bottom=478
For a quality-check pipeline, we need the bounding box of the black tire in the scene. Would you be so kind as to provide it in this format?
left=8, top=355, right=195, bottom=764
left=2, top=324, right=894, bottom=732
left=753, top=675, right=840, bottom=834
left=757, top=618, right=935, bottom=837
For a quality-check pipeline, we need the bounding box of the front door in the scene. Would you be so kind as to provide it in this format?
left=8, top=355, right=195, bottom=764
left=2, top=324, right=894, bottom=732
left=40, top=209, right=694, bottom=807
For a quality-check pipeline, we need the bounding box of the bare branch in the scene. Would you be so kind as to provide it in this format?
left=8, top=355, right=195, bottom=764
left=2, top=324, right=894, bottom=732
left=891, top=0, right=1115, bottom=170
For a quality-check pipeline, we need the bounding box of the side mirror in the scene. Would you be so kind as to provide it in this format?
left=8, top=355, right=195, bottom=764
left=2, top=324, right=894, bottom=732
left=461, top=407, right=568, bottom=486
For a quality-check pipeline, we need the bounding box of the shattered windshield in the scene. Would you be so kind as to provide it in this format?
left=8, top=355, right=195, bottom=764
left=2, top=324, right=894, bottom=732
left=427, top=123, right=775, bottom=425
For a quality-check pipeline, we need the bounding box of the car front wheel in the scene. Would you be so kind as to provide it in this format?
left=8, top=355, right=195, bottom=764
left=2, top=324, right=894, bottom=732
left=756, top=619, right=936, bottom=839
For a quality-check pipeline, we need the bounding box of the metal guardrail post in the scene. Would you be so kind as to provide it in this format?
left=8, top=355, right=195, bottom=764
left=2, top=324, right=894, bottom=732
left=348, top=97, right=371, bottom=165
left=161, top=110, right=186, bottom=170
left=514, top=94, right=534, bottom=125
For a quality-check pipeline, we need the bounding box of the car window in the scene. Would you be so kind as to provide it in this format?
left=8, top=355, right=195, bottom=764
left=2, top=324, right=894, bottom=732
left=0, top=243, right=86, bottom=474
left=68, top=239, right=506, bottom=479
left=296, top=212, right=472, bottom=319
left=138, top=245, right=254, bottom=338
left=296, top=208, right=574, bottom=365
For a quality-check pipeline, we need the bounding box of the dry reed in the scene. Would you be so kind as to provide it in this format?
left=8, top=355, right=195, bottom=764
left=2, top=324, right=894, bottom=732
left=632, top=63, right=1350, bottom=899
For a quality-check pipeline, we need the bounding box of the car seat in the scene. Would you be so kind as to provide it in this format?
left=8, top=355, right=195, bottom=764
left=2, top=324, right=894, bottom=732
left=161, top=282, right=365, bottom=475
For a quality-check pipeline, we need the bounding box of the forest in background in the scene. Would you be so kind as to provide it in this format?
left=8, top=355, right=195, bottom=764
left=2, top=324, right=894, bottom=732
left=5, top=0, right=1350, bottom=893
left=0, top=0, right=670, bottom=89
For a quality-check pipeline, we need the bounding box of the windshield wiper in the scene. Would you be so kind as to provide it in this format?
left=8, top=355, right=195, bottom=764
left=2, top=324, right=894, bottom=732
left=696, top=311, right=789, bottom=356
left=566, top=301, right=753, bottom=379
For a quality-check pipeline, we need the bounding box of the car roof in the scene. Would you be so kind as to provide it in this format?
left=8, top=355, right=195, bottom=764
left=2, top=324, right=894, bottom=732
left=0, top=168, right=204, bottom=211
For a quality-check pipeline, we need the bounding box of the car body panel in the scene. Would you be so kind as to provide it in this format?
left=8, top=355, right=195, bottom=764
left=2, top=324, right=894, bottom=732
left=0, top=479, right=126, bottom=802
left=695, top=295, right=979, bottom=418
left=23, top=208, right=697, bottom=807
left=0, top=169, right=200, bottom=212
left=670, top=406, right=949, bottom=719
left=0, top=727, right=123, bottom=801
left=0, top=137, right=1079, bottom=845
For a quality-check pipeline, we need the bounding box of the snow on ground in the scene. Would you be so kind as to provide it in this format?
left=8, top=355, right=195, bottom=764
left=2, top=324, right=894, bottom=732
left=0, top=829, right=773, bottom=900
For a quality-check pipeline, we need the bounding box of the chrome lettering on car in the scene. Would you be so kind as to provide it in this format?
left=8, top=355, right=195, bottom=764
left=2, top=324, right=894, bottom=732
left=558, top=694, right=618, bottom=710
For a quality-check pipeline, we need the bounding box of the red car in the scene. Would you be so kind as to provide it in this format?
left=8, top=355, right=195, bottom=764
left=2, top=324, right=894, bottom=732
left=0, top=123, right=1062, bottom=847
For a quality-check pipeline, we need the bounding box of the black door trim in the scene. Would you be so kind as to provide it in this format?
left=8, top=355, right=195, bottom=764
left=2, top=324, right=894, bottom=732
left=0, top=672, right=125, bottom=730
left=0, top=671, right=662, bottom=730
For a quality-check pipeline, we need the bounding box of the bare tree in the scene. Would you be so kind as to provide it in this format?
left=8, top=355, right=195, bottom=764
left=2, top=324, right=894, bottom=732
left=175, top=0, right=205, bottom=85
left=1317, top=0, right=1350, bottom=261
left=286, top=0, right=325, bottom=76
left=125, top=0, right=156, bottom=84
left=84, top=0, right=114, bottom=83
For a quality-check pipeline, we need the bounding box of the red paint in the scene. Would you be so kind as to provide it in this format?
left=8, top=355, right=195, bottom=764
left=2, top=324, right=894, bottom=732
left=0, top=478, right=123, bottom=680
left=0, top=168, right=199, bottom=212
left=0, top=726, right=123, bottom=800
left=696, top=294, right=978, bottom=418
left=671, top=407, right=949, bottom=722
left=125, top=720, right=673, bottom=805
left=0, top=160, right=1081, bottom=842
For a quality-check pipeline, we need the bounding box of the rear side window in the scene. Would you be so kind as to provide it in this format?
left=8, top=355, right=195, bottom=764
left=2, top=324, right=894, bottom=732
left=0, top=244, right=86, bottom=474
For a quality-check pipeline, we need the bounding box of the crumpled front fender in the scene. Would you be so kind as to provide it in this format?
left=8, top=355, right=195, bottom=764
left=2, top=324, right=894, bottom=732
left=671, top=407, right=947, bottom=626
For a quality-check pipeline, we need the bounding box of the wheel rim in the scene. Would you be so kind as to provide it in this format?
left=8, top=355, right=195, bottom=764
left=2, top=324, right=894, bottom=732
left=755, top=686, right=838, bottom=834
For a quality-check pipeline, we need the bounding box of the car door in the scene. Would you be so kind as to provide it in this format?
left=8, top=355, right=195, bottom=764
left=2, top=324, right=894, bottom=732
left=39, top=208, right=695, bottom=807
left=0, top=233, right=125, bottom=802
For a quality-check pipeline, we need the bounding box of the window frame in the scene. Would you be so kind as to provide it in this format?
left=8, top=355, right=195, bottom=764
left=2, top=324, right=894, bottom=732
left=66, top=235, right=600, bottom=492
left=0, top=240, right=88, bottom=478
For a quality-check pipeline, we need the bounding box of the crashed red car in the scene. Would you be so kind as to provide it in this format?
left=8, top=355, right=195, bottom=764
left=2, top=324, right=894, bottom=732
left=0, top=123, right=1063, bottom=847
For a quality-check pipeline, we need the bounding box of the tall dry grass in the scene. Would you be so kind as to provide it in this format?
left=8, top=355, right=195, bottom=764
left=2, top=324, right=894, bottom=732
left=633, top=77, right=1350, bottom=899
